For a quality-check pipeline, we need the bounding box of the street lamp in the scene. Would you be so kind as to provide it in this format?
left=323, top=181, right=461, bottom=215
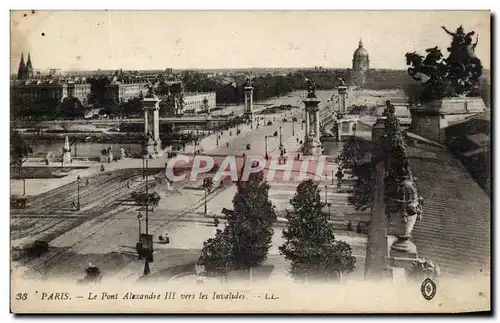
left=265, top=135, right=269, bottom=160
left=325, top=185, right=332, bottom=218
left=279, top=126, right=283, bottom=149
left=332, top=169, right=334, bottom=186
left=292, top=120, right=295, bottom=136
left=137, top=212, right=143, bottom=240
left=76, top=175, right=81, bottom=210
left=204, top=186, right=208, bottom=215
left=142, top=156, right=145, bottom=179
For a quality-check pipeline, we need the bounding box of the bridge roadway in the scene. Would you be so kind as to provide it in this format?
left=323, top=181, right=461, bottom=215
left=11, top=105, right=276, bottom=129
left=10, top=108, right=310, bottom=281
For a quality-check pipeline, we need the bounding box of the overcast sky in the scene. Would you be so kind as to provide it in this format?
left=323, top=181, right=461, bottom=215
left=10, top=10, right=490, bottom=72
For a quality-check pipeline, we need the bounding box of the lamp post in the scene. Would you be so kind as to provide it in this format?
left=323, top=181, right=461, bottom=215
left=204, top=186, right=208, bottom=215
left=325, top=185, right=331, bottom=218
left=292, top=120, right=295, bottom=136
left=76, top=175, right=81, bottom=210
left=332, top=169, right=334, bottom=186
left=279, top=126, right=283, bottom=149
left=137, top=212, right=142, bottom=240
left=128, top=133, right=131, bottom=155
left=23, top=179, right=26, bottom=196
left=265, top=135, right=269, bottom=160
left=142, top=156, right=145, bottom=179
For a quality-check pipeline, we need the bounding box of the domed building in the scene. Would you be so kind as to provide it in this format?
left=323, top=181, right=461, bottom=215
left=351, top=39, right=370, bottom=87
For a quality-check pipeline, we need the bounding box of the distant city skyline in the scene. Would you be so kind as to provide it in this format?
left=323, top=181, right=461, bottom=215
left=11, top=10, right=490, bottom=72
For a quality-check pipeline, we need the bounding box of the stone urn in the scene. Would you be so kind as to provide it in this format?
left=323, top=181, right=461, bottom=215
left=386, top=177, right=424, bottom=257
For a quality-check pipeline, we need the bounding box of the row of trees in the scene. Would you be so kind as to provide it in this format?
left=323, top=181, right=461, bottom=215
left=179, top=71, right=295, bottom=105
left=199, top=171, right=356, bottom=282
left=11, top=96, right=92, bottom=120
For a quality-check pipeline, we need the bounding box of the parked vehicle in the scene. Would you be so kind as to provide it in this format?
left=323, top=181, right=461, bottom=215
left=10, top=196, right=29, bottom=209
left=131, top=191, right=160, bottom=208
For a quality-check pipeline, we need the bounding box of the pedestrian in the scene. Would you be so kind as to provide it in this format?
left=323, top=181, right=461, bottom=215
left=71, top=201, right=77, bottom=211
left=214, top=217, right=219, bottom=227
left=85, top=179, right=90, bottom=187
left=226, top=142, right=229, bottom=147
left=101, top=165, right=105, bottom=172
left=136, top=242, right=143, bottom=259
left=336, top=169, right=344, bottom=191
left=347, top=221, right=353, bottom=231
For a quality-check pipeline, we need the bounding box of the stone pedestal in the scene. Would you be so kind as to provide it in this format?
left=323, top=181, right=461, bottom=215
left=409, top=97, right=486, bottom=144
left=244, top=86, right=254, bottom=122
left=334, top=85, right=358, bottom=141
left=302, top=97, right=323, bottom=156
left=143, top=96, right=163, bottom=158
left=335, top=115, right=359, bottom=142
left=62, top=151, right=71, bottom=164
left=100, top=151, right=113, bottom=163
left=143, top=137, right=159, bottom=159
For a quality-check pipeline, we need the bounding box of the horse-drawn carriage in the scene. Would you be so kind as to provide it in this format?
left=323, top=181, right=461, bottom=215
left=10, top=196, right=29, bottom=209
left=131, top=191, right=160, bottom=209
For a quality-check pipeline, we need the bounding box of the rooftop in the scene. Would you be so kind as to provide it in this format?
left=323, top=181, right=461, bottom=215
left=403, top=135, right=490, bottom=276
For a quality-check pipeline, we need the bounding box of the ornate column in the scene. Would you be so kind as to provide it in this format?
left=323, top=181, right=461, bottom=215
left=301, top=79, right=322, bottom=156
left=315, top=109, right=320, bottom=141
left=143, top=110, right=149, bottom=135
left=305, top=111, right=310, bottom=139
left=338, top=84, right=347, bottom=113
left=335, top=82, right=358, bottom=141
left=243, top=77, right=254, bottom=122
left=142, top=95, right=163, bottom=158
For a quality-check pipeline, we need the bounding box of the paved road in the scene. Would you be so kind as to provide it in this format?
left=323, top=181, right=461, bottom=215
left=10, top=107, right=305, bottom=277
left=11, top=95, right=361, bottom=281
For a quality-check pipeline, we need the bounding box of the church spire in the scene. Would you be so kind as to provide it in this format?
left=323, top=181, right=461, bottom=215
left=26, top=52, right=32, bottom=69
left=26, top=52, right=33, bottom=78
left=17, top=53, right=26, bottom=79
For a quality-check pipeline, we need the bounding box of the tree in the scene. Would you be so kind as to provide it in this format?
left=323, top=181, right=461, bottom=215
left=198, top=228, right=234, bottom=276
left=335, top=136, right=365, bottom=170
left=347, top=162, right=374, bottom=212
left=229, top=170, right=277, bottom=269
left=59, top=97, right=84, bottom=119
left=280, top=180, right=356, bottom=281
left=10, top=129, right=32, bottom=179
left=198, top=170, right=277, bottom=276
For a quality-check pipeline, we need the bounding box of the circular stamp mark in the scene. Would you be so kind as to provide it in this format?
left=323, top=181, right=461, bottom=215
left=421, top=278, right=437, bottom=300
